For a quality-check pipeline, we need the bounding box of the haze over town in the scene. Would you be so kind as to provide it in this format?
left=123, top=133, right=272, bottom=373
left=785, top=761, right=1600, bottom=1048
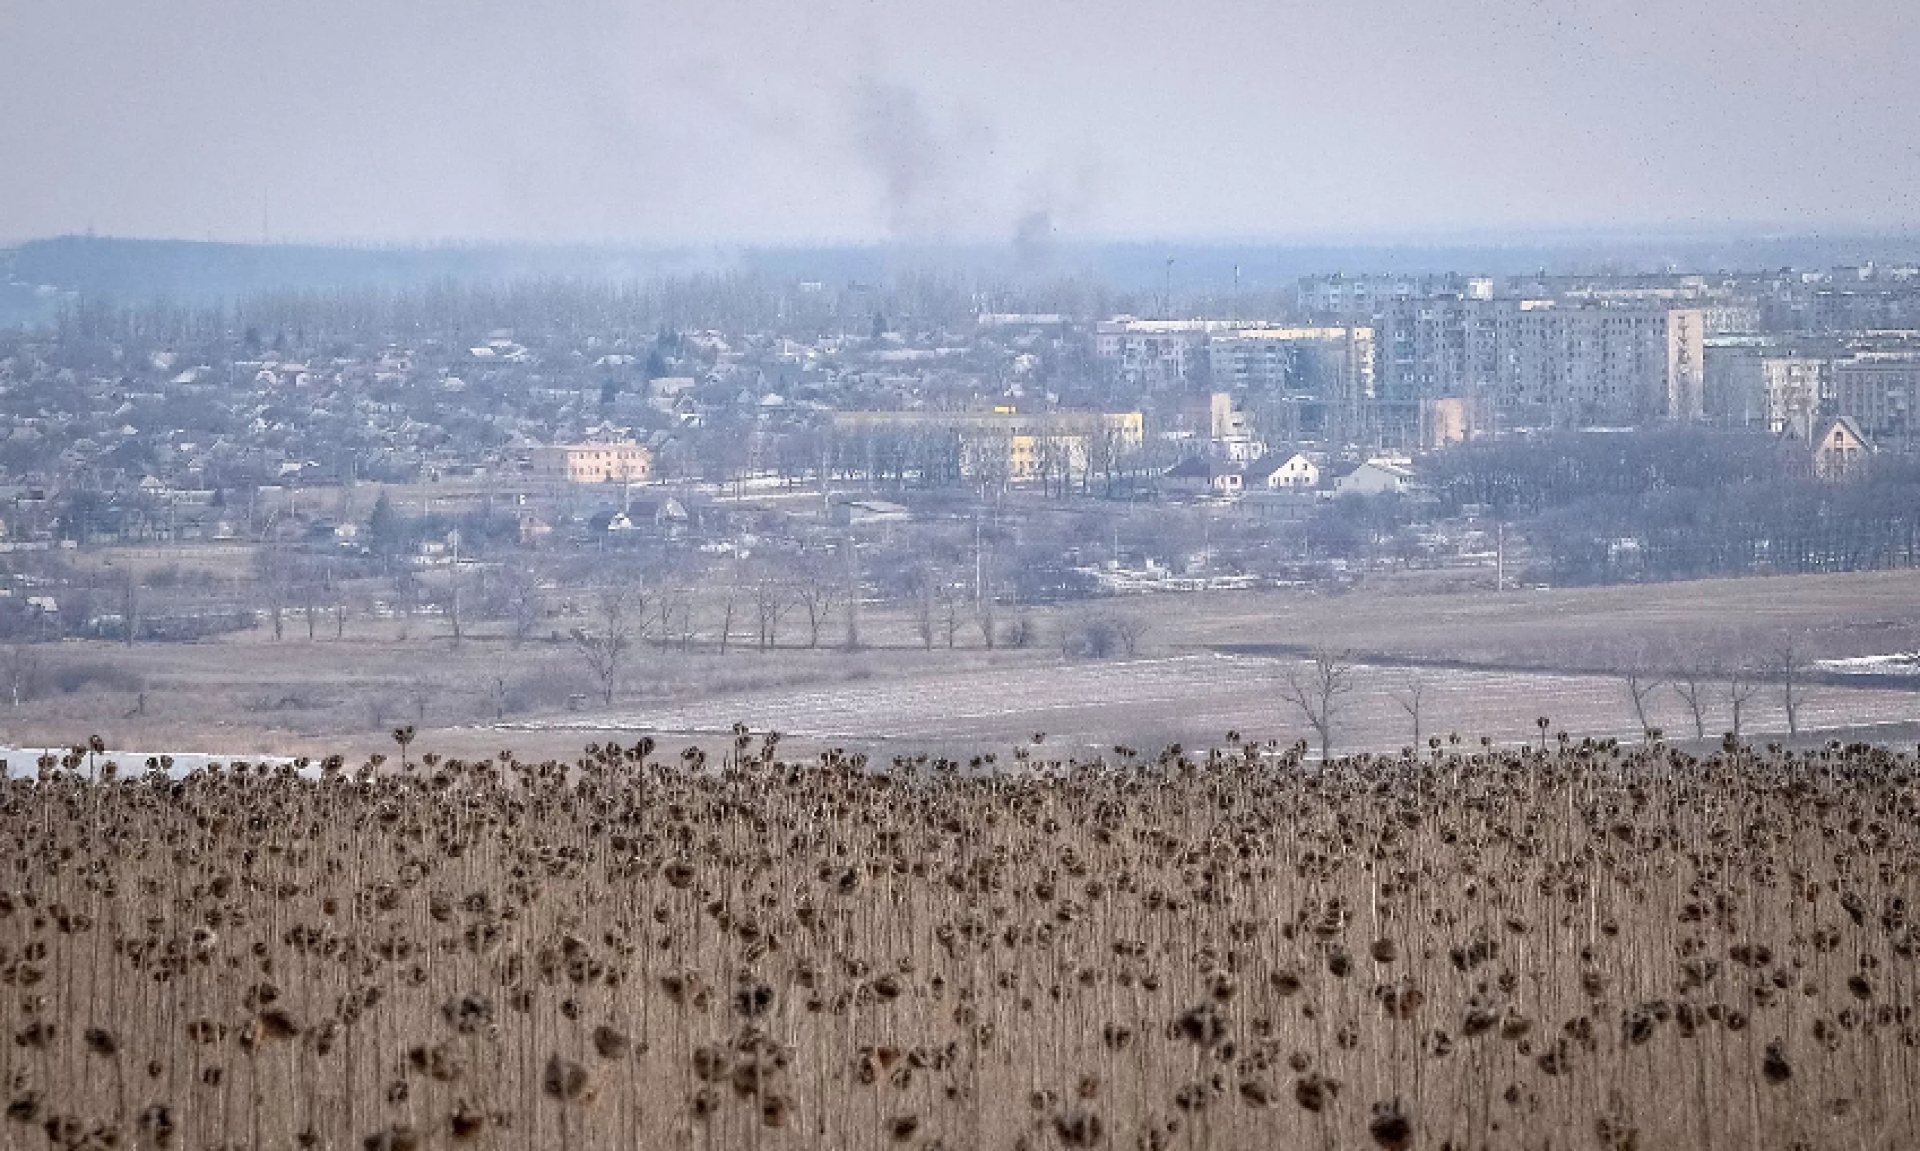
left=6, top=0, right=1920, bottom=245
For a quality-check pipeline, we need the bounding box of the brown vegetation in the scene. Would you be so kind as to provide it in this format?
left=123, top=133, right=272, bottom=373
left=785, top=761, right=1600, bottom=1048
left=4, top=733, right=1920, bottom=1149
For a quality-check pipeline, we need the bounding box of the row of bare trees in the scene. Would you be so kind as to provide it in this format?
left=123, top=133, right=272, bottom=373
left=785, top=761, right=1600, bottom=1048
left=563, top=572, right=861, bottom=707
left=1624, top=636, right=1815, bottom=741
left=1279, top=636, right=1835, bottom=763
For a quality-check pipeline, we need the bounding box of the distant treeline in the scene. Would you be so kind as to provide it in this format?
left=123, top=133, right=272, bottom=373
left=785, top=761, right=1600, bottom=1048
left=10, top=237, right=720, bottom=306
left=1428, top=430, right=1920, bottom=584
left=18, top=233, right=1920, bottom=316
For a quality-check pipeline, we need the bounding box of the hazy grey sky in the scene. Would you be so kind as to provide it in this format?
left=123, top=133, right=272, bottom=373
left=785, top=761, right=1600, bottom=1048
left=4, top=0, right=1918, bottom=245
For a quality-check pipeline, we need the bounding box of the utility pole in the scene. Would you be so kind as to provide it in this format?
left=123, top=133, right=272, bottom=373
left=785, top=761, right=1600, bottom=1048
left=1495, top=522, right=1506, bottom=592
left=974, top=513, right=983, bottom=609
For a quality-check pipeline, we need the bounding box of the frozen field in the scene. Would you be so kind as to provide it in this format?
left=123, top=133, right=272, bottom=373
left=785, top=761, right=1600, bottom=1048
left=498, top=653, right=1920, bottom=753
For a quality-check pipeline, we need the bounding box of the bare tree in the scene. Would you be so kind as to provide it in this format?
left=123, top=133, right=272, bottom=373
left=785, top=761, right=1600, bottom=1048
left=1110, top=609, right=1151, bottom=658
left=1773, top=635, right=1812, bottom=737
left=120, top=573, right=141, bottom=647
left=1672, top=669, right=1711, bottom=740
left=795, top=571, right=843, bottom=649
left=1058, top=612, right=1083, bottom=660
left=445, top=565, right=464, bottom=648
left=1279, top=650, right=1357, bottom=764
left=1624, top=668, right=1667, bottom=740
left=660, top=587, right=698, bottom=651
left=938, top=584, right=963, bottom=649
left=912, top=576, right=937, bottom=651
left=406, top=679, right=438, bottom=727
left=498, top=563, right=544, bottom=646
left=1724, top=667, right=1761, bottom=745
left=837, top=538, right=864, bottom=652
left=1063, top=611, right=1118, bottom=659
left=975, top=593, right=997, bottom=650
left=1391, top=673, right=1426, bottom=751
left=1005, top=614, right=1035, bottom=650
left=571, top=588, right=636, bottom=706
left=716, top=585, right=739, bottom=655
left=752, top=578, right=792, bottom=652
left=256, top=551, right=292, bottom=641
left=389, top=568, right=418, bottom=642
left=2, top=645, right=40, bottom=708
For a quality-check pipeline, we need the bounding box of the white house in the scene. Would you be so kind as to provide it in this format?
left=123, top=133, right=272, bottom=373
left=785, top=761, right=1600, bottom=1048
left=1247, top=452, right=1320, bottom=490
left=1328, top=460, right=1413, bottom=497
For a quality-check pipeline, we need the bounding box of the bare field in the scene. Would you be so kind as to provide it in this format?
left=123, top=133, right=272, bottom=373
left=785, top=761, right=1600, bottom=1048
left=1156, top=568, right=1920, bottom=671
left=509, top=653, right=1920, bottom=757
left=7, top=568, right=1919, bottom=761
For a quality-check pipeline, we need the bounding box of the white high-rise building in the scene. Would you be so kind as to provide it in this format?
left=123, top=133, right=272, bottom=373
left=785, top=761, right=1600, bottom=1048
left=1376, top=298, right=1706, bottom=429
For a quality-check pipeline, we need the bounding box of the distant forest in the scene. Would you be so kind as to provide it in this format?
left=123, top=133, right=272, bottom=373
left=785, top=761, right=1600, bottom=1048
left=14, top=233, right=1920, bottom=321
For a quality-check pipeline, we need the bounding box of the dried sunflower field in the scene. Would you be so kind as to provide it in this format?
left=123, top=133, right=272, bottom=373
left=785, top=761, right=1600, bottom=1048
left=4, top=732, right=1920, bottom=1151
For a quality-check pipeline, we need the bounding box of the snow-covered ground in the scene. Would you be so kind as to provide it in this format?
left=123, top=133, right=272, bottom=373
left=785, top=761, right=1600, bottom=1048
left=1817, top=653, right=1920, bottom=677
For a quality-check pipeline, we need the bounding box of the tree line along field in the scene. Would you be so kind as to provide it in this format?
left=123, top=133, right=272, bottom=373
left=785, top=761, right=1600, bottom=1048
left=3, top=736, right=1919, bottom=1150
left=513, top=653, right=1920, bottom=757
left=10, top=568, right=1920, bottom=766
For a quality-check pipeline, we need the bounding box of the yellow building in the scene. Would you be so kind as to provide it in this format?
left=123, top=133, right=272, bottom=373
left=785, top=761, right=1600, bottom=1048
left=831, top=409, right=1144, bottom=484
left=1422, top=397, right=1473, bottom=448
left=529, top=441, right=653, bottom=484
left=1000, top=433, right=1091, bottom=482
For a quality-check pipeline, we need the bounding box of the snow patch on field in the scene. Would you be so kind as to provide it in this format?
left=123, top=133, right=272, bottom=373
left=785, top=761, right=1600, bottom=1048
left=1817, top=653, right=1920, bottom=677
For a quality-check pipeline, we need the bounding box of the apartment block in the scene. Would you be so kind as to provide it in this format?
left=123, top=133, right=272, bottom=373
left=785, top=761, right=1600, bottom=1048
left=529, top=441, right=653, bottom=484
left=1830, top=354, right=1919, bottom=441
left=1375, top=299, right=1705, bottom=430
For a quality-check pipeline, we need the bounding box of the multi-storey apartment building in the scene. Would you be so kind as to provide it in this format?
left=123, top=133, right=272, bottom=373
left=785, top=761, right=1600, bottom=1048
left=1092, top=319, right=1377, bottom=440
left=1092, top=320, right=1242, bottom=389
left=1206, top=327, right=1376, bottom=395
left=1296, top=274, right=1491, bottom=322
left=1704, top=336, right=1918, bottom=442
left=1207, top=326, right=1377, bottom=443
left=1375, top=298, right=1706, bottom=433
left=1757, top=357, right=1829, bottom=436
left=529, top=441, right=653, bottom=484
left=1830, top=354, right=1918, bottom=441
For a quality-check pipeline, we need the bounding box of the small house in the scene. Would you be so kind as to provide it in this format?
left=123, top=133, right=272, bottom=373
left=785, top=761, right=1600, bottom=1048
left=1327, top=459, right=1413, bottom=497
left=1245, top=452, right=1320, bottom=491
left=1810, top=415, right=1873, bottom=480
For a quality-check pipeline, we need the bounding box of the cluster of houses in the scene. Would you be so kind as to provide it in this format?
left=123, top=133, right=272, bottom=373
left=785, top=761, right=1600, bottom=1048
left=0, top=265, right=1906, bottom=555
left=1162, top=452, right=1413, bottom=499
